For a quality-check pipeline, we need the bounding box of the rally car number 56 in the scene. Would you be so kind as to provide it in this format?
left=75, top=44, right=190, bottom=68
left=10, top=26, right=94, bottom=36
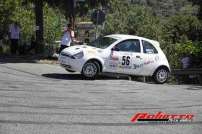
left=59, top=34, right=170, bottom=84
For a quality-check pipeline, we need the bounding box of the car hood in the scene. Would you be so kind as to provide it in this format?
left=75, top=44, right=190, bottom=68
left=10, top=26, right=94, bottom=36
left=62, top=45, right=101, bottom=55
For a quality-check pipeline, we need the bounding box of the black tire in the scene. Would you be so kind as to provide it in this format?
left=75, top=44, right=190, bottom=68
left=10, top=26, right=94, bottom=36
left=65, top=69, right=76, bottom=73
left=153, top=68, right=169, bottom=84
left=81, top=61, right=100, bottom=79
left=93, top=61, right=101, bottom=73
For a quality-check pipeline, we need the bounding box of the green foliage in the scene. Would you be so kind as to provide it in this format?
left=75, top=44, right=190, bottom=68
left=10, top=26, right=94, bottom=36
left=43, top=3, right=66, bottom=43
left=12, top=2, right=35, bottom=44
left=175, top=41, right=202, bottom=56
left=126, top=6, right=163, bottom=40
left=0, top=0, right=18, bottom=35
left=0, top=0, right=66, bottom=47
left=163, top=15, right=202, bottom=43
left=1, top=0, right=202, bottom=68
left=103, top=1, right=130, bottom=34
left=103, top=2, right=164, bottom=40
left=101, top=0, right=202, bottom=68
left=131, top=0, right=199, bottom=16
left=166, top=41, right=202, bottom=68
left=0, top=0, right=35, bottom=45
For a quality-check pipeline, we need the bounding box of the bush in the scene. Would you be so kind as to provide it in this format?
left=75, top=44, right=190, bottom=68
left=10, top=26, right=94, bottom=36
left=175, top=41, right=202, bottom=56
left=12, top=2, right=35, bottom=45
left=163, top=15, right=202, bottom=43
left=103, top=3, right=164, bottom=41
left=101, top=0, right=202, bottom=69
left=0, top=0, right=67, bottom=54
left=43, top=3, right=66, bottom=44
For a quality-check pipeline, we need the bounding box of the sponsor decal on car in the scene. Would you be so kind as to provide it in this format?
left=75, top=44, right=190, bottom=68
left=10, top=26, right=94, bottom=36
left=119, top=65, right=132, bottom=69
left=133, top=60, right=155, bottom=69
left=109, top=63, right=118, bottom=68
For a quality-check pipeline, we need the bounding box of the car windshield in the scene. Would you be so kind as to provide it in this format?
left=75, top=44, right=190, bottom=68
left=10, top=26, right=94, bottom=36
left=88, top=37, right=117, bottom=49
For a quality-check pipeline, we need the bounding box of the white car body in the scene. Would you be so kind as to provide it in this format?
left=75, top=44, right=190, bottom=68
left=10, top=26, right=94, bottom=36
left=59, top=34, right=170, bottom=83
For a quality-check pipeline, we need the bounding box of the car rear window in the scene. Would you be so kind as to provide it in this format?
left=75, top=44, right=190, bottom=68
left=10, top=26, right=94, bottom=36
left=142, top=40, right=158, bottom=54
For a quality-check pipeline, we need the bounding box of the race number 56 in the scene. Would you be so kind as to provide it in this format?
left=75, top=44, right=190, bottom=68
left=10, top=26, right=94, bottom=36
left=122, top=56, right=130, bottom=65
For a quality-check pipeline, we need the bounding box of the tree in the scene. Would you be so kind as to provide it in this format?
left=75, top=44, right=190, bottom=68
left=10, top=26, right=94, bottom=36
left=130, top=0, right=198, bottom=17
left=0, top=0, right=17, bottom=37
left=103, top=0, right=163, bottom=40
left=166, top=15, right=201, bottom=42
left=190, top=0, right=202, bottom=19
left=34, top=0, right=44, bottom=52
left=47, top=0, right=108, bottom=26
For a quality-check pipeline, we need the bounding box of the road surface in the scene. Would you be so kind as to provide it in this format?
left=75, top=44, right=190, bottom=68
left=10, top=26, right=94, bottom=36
left=0, top=61, right=202, bottom=134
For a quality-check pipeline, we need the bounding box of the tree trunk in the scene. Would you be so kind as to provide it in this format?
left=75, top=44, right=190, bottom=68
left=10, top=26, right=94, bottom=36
left=34, top=0, right=44, bottom=53
left=68, top=0, right=75, bottom=29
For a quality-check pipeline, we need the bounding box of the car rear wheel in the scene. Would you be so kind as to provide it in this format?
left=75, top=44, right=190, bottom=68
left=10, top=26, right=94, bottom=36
left=82, top=61, right=99, bottom=79
left=153, top=68, right=169, bottom=84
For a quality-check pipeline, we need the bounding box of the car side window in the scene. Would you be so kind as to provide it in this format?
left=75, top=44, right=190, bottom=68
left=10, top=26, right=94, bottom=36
left=142, top=40, right=158, bottom=54
left=114, top=40, right=140, bottom=53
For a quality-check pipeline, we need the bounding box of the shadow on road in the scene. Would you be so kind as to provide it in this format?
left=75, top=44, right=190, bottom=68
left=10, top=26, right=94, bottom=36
left=186, top=85, right=202, bottom=90
left=0, top=55, right=36, bottom=64
left=42, top=73, right=126, bottom=80
left=0, top=55, right=57, bottom=64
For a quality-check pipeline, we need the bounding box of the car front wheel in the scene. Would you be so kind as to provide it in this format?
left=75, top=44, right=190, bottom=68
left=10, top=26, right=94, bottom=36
left=153, top=68, right=169, bottom=84
left=82, top=62, right=99, bottom=79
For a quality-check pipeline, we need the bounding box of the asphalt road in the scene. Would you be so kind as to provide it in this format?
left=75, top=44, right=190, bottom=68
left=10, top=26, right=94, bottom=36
left=0, top=62, right=202, bottom=134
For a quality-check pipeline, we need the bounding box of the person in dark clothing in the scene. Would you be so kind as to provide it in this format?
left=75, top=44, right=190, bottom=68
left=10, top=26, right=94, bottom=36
left=9, top=22, right=20, bottom=54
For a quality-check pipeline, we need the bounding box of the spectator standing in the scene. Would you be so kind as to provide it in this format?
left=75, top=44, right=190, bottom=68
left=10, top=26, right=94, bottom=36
left=59, top=24, right=75, bottom=54
left=9, top=22, right=20, bottom=54
left=180, top=54, right=195, bottom=83
left=181, top=54, right=192, bottom=69
left=59, top=23, right=81, bottom=54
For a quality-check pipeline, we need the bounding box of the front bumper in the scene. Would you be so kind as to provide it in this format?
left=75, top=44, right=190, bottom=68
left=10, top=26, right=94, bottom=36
left=58, top=55, right=84, bottom=72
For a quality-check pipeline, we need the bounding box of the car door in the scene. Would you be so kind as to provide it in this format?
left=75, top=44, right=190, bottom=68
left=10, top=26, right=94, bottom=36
left=139, top=40, right=159, bottom=75
left=106, top=39, right=143, bottom=75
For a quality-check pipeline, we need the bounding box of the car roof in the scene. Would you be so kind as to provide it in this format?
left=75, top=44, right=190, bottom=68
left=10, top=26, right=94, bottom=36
left=105, top=34, right=159, bottom=45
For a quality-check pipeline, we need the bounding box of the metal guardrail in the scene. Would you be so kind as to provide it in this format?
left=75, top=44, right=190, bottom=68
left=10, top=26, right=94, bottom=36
left=172, top=68, right=202, bottom=84
left=172, top=68, right=202, bottom=75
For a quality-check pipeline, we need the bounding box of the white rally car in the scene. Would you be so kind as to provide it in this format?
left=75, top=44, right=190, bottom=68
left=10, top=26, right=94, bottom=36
left=59, top=34, right=170, bottom=84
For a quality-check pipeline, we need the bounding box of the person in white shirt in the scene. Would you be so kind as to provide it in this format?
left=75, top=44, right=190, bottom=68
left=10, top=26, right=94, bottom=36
left=59, top=24, right=81, bottom=53
left=9, top=22, right=20, bottom=54
left=59, top=24, right=74, bottom=53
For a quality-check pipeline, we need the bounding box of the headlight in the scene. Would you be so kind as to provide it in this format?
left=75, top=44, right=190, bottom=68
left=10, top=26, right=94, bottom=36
left=72, top=51, right=84, bottom=59
left=60, top=52, right=70, bottom=57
